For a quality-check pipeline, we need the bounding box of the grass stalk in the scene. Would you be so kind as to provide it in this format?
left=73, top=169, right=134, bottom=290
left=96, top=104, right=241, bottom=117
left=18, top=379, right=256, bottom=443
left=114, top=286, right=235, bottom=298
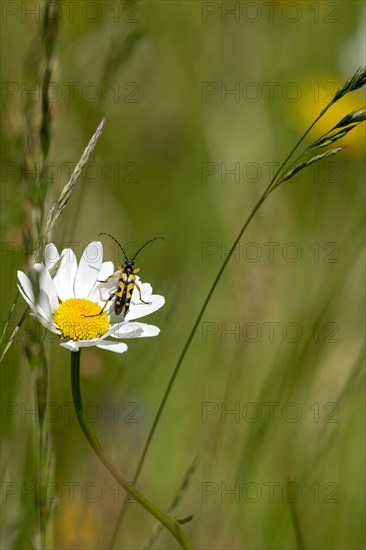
left=17, top=2, right=60, bottom=546
left=109, top=67, right=366, bottom=546
left=288, top=478, right=305, bottom=550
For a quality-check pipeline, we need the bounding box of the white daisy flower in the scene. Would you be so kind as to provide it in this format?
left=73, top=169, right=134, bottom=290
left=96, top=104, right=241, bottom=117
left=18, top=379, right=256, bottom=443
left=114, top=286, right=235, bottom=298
left=17, top=241, right=165, bottom=354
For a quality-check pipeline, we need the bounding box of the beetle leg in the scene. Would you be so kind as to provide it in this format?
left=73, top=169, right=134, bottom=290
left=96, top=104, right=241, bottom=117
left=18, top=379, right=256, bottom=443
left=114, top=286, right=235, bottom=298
left=83, top=292, right=116, bottom=317
left=97, top=273, right=120, bottom=284
left=135, top=283, right=151, bottom=305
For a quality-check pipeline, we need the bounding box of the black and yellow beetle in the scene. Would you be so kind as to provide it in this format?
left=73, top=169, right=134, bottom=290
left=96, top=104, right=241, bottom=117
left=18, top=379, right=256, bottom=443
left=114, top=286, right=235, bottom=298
left=90, top=232, right=164, bottom=318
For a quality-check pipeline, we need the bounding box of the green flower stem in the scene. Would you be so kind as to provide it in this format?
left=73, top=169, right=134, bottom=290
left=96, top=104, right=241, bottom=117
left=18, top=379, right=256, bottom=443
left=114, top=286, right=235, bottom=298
left=70, top=350, right=194, bottom=550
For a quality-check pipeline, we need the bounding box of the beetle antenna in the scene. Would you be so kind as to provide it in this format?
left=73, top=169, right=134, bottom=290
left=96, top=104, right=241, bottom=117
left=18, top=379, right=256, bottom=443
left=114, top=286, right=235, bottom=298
left=98, top=232, right=129, bottom=261
left=131, top=236, right=165, bottom=261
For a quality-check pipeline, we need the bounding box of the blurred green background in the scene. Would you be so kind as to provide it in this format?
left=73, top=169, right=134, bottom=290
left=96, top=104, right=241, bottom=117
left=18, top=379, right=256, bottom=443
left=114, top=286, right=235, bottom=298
left=1, top=1, right=365, bottom=549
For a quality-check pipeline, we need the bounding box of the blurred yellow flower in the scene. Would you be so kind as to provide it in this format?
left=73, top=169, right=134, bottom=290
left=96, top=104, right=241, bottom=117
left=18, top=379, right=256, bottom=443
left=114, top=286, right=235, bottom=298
left=56, top=502, right=97, bottom=546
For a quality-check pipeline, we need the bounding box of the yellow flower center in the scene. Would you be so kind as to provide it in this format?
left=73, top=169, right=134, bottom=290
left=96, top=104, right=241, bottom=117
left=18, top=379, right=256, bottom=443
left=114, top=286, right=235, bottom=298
left=53, top=298, right=109, bottom=341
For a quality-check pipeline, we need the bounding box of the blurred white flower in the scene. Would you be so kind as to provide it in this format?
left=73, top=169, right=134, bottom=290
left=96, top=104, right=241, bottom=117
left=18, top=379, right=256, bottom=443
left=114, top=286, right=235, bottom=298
left=17, top=241, right=165, bottom=353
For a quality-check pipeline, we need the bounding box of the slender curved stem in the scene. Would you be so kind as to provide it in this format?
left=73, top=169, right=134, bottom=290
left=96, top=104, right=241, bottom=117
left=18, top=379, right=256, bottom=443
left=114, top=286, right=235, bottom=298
left=70, top=350, right=194, bottom=550
left=137, top=100, right=334, bottom=477
left=109, top=101, right=335, bottom=548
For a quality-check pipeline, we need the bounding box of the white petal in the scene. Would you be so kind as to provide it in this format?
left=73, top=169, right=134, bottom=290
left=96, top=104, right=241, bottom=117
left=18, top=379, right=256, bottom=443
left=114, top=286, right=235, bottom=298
left=44, top=244, right=60, bottom=271
left=38, top=289, right=53, bottom=321
left=60, top=339, right=102, bottom=351
left=17, top=271, right=35, bottom=303
left=136, top=323, right=160, bottom=337
left=134, top=278, right=153, bottom=300
left=37, top=315, right=60, bottom=334
left=17, top=284, right=51, bottom=324
left=139, top=282, right=153, bottom=299
left=111, top=322, right=160, bottom=338
left=102, top=324, right=122, bottom=337
left=60, top=333, right=110, bottom=351
left=37, top=264, right=59, bottom=312
left=74, top=241, right=103, bottom=298
left=126, top=294, right=165, bottom=321
left=69, top=340, right=99, bottom=348
left=99, top=261, right=115, bottom=281
left=110, top=321, right=142, bottom=338
left=90, top=286, right=116, bottom=305
left=53, top=248, right=78, bottom=301
left=17, top=284, right=38, bottom=315
left=60, top=341, right=80, bottom=352
left=96, top=341, right=128, bottom=353
left=89, top=264, right=118, bottom=302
